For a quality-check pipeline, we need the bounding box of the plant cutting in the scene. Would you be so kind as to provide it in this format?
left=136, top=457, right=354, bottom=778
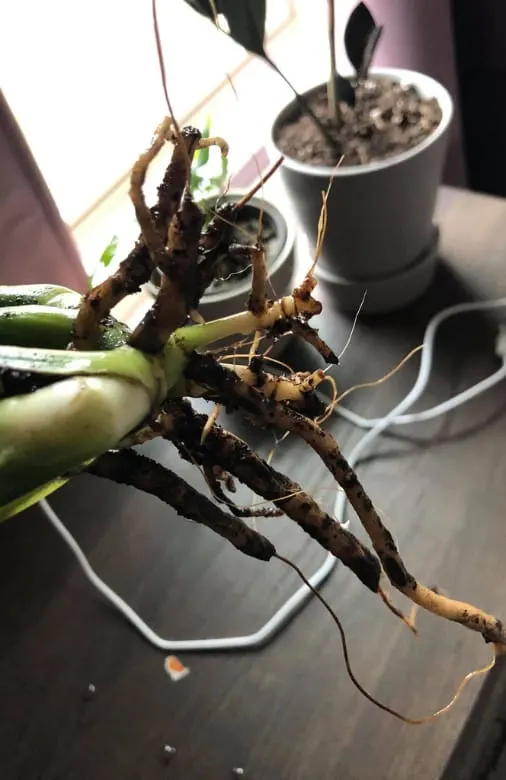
left=1, top=99, right=506, bottom=728
left=147, top=118, right=295, bottom=331
left=185, top=0, right=453, bottom=313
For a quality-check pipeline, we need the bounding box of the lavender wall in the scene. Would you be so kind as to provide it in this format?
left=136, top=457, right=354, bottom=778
left=365, top=0, right=467, bottom=187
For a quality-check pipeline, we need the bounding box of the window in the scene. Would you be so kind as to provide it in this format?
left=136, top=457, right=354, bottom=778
left=2, top=0, right=295, bottom=227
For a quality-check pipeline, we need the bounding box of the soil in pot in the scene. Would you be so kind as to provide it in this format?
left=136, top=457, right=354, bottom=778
left=274, top=75, right=443, bottom=167
left=205, top=202, right=279, bottom=293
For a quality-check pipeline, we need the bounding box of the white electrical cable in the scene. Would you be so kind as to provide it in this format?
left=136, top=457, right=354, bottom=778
left=335, top=364, right=506, bottom=428
left=39, top=295, right=506, bottom=654
left=39, top=498, right=336, bottom=651
left=333, top=297, right=506, bottom=526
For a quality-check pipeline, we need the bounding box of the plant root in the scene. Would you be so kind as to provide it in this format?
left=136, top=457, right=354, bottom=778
left=88, top=448, right=275, bottom=561
left=290, top=319, right=339, bottom=364
left=159, top=400, right=382, bottom=593
left=277, top=554, right=498, bottom=725
left=227, top=243, right=267, bottom=315
left=73, top=124, right=202, bottom=348
left=203, top=462, right=283, bottom=519
left=129, top=194, right=204, bottom=353
left=184, top=354, right=506, bottom=647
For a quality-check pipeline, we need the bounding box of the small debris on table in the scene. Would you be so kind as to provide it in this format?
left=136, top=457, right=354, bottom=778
left=82, top=683, right=96, bottom=701
left=164, top=655, right=190, bottom=682
left=162, top=744, right=177, bottom=764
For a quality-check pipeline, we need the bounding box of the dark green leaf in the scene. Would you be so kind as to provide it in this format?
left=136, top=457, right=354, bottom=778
left=183, top=0, right=337, bottom=147
left=184, top=0, right=267, bottom=59
left=344, top=2, right=382, bottom=79
left=98, top=235, right=119, bottom=269
left=360, top=25, right=383, bottom=80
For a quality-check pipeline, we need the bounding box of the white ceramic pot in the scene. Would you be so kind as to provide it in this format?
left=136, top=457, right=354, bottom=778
left=271, top=67, right=453, bottom=314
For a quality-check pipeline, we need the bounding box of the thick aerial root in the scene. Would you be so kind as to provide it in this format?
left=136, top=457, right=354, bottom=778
left=227, top=244, right=267, bottom=315
left=88, top=449, right=275, bottom=561
left=159, top=400, right=382, bottom=593
left=73, top=125, right=202, bottom=348
left=185, top=355, right=506, bottom=646
left=402, top=582, right=506, bottom=645
left=129, top=195, right=204, bottom=353
left=199, top=359, right=326, bottom=416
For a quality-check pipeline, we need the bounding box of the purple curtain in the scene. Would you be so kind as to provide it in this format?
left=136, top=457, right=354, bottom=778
left=0, top=90, right=88, bottom=290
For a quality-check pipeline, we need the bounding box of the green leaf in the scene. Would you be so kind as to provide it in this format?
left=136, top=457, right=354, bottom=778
left=193, top=115, right=212, bottom=170
left=99, top=234, right=119, bottom=269
left=184, top=0, right=267, bottom=59
left=191, top=169, right=204, bottom=193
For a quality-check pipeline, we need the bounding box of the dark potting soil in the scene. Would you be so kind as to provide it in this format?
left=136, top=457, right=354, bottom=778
left=274, top=76, right=443, bottom=167
left=208, top=204, right=278, bottom=292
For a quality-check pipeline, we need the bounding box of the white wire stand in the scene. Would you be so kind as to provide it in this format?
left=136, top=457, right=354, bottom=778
left=39, top=498, right=341, bottom=653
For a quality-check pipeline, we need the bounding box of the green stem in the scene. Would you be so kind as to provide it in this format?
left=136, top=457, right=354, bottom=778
left=0, top=284, right=81, bottom=309
left=0, top=376, right=152, bottom=511
left=0, top=306, right=129, bottom=350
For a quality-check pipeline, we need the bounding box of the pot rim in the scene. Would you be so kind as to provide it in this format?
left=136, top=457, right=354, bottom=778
left=271, top=66, right=454, bottom=179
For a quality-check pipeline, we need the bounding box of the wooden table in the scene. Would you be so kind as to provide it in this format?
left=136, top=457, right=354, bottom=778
left=1, top=186, right=506, bottom=779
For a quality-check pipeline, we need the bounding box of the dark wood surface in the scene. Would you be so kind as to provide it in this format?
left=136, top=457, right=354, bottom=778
left=2, top=186, right=506, bottom=779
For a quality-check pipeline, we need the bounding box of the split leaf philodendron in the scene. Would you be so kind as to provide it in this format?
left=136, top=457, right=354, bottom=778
left=2, top=117, right=506, bottom=726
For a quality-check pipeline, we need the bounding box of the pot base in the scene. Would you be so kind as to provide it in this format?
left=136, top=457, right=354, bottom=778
left=314, top=226, right=439, bottom=315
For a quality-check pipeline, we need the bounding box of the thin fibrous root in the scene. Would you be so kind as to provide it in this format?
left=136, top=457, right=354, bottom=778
left=186, top=355, right=506, bottom=647
left=87, top=449, right=275, bottom=561
left=201, top=403, right=221, bottom=444
left=379, top=587, right=418, bottom=636
left=159, top=400, right=382, bottom=593
left=73, top=125, right=202, bottom=348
